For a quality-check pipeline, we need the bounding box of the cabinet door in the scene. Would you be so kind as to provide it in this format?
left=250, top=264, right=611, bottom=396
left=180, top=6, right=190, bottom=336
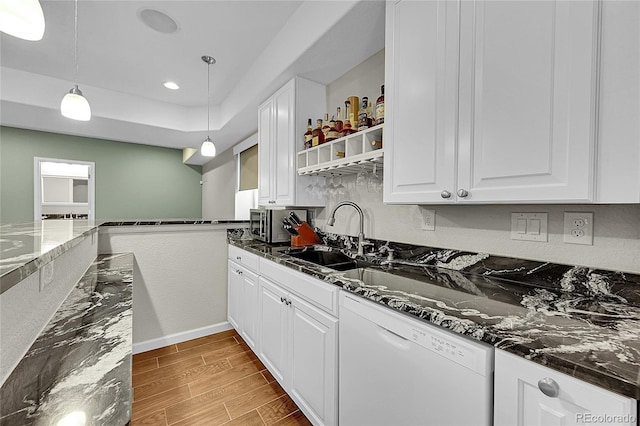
left=258, top=277, right=289, bottom=386
left=227, top=260, right=243, bottom=332
left=273, top=81, right=296, bottom=206
left=289, top=294, right=338, bottom=426
left=383, top=0, right=459, bottom=204
left=494, top=350, right=637, bottom=426
left=240, top=268, right=259, bottom=351
left=457, top=1, right=598, bottom=203
left=258, top=99, right=274, bottom=205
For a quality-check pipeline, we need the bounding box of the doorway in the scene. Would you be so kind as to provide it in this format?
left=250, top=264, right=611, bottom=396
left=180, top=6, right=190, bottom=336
left=34, top=157, right=95, bottom=220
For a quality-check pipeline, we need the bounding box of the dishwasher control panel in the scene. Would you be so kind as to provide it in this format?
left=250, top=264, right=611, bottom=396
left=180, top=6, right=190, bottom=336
left=411, top=326, right=482, bottom=373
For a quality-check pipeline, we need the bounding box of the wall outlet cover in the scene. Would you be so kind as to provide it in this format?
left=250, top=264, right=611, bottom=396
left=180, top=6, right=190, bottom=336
left=39, top=261, right=54, bottom=291
left=420, top=208, right=436, bottom=231
left=563, top=212, right=593, bottom=245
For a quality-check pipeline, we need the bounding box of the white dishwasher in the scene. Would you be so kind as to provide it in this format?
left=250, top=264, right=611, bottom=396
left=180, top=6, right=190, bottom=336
left=339, top=292, right=494, bottom=426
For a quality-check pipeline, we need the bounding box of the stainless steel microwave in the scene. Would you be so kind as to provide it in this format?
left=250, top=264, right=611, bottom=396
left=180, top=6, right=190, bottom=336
left=249, top=208, right=308, bottom=243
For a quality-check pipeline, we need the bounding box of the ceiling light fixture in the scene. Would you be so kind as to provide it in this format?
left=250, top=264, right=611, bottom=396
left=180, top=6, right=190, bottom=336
left=60, top=0, right=90, bottom=121
left=163, top=81, right=179, bottom=90
left=200, top=55, right=216, bottom=157
left=0, top=0, right=45, bottom=41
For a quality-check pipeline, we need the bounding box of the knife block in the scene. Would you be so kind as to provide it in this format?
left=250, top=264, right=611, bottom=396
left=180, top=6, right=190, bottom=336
left=291, top=222, right=321, bottom=246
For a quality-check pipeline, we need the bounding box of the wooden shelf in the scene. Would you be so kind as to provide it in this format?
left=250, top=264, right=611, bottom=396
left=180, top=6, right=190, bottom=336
left=296, top=124, right=383, bottom=176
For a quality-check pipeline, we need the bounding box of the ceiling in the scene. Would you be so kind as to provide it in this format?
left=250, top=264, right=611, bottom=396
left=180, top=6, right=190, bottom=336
left=0, top=0, right=385, bottom=165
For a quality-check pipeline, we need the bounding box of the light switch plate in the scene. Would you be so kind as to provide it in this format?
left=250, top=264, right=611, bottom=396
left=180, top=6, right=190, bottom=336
left=421, top=209, right=436, bottom=231
left=39, top=261, right=54, bottom=291
left=510, top=213, right=548, bottom=242
left=563, top=212, right=593, bottom=245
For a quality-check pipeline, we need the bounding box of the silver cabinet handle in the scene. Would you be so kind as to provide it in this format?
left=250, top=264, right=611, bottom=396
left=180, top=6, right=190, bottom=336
left=286, top=299, right=292, bottom=306
left=236, top=256, right=241, bottom=261
left=280, top=297, right=285, bottom=303
left=457, top=189, right=469, bottom=198
left=441, top=190, right=452, bottom=199
left=538, top=378, right=560, bottom=398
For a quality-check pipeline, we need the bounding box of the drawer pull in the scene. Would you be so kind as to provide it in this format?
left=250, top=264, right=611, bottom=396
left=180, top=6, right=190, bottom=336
left=236, top=256, right=242, bottom=261
left=538, top=378, right=560, bottom=398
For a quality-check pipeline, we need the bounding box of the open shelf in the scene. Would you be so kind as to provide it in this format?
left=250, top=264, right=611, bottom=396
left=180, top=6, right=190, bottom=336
left=297, top=124, right=383, bottom=176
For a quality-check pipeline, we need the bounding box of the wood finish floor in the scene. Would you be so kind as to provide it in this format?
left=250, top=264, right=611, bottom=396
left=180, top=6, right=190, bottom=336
left=131, top=330, right=312, bottom=426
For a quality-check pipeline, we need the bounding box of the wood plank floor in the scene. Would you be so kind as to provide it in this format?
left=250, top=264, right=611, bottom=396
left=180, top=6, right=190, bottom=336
left=131, top=330, right=312, bottom=426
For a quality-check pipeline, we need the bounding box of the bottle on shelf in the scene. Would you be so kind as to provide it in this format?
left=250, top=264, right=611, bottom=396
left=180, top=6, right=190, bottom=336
left=358, top=97, right=372, bottom=131
left=347, top=96, right=359, bottom=130
left=304, top=118, right=313, bottom=149
left=322, top=113, right=330, bottom=137
left=335, top=107, right=344, bottom=133
left=371, top=140, right=382, bottom=149
left=326, top=117, right=339, bottom=142
left=335, top=151, right=345, bottom=158
left=375, top=85, right=384, bottom=125
left=341, top=100, right=357, bottom=137
left=312, top=118, right=325, bottom=146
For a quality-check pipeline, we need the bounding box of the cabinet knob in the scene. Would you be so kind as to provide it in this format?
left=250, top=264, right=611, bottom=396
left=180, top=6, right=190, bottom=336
left=440, top=190, right=452, bottom=199
left=280, top=297, right=285, bottom=303
left=457, top=189, right=469, bottom=198
left=236, top=256, right=242, bottom=261
left=538, top=378, right=560, bottom=398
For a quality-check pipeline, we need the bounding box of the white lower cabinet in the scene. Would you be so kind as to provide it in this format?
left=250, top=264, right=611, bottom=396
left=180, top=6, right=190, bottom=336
left=494, top=349, right=637, bottom=426
left=257, top=263, right=338, bottom=426
left=227, top=259, right=259, bottom=351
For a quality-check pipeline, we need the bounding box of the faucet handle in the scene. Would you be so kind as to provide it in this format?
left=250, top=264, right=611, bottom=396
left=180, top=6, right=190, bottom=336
left=386, top=249, right=395, bottom=262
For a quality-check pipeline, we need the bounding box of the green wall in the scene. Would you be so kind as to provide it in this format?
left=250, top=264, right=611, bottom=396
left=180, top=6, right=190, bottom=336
left=0, top=126, right=202, bottom=222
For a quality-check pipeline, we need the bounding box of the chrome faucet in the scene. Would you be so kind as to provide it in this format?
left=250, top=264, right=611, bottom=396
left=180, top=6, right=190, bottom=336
left=326, top=201, right=369, bottom=256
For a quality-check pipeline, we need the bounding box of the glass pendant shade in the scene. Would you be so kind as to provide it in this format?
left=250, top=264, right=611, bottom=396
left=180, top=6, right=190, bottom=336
left=0, top=0, right=45, bottom=41
left=201, top=136, right=216, bottom=157
left=61, top=85, right=91, bottom=121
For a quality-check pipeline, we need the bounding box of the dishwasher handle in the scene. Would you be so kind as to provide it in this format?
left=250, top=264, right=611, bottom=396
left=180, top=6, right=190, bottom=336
left=377, top=325, right=412, bottom=350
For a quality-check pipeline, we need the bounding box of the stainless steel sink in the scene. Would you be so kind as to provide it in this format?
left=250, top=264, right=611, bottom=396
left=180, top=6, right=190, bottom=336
left=274, top=246, right=362, bottom=271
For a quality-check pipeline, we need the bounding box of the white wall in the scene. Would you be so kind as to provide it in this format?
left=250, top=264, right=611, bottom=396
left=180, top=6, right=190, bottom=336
left=318, top=34, right=640, bottom=274
left=326, top=49, right=385, bottom=121
left=202, top=148, right=236, bottom=220
left=0, top=234, right=97, bottom=385
left=98, top=225, right=232, bottom=353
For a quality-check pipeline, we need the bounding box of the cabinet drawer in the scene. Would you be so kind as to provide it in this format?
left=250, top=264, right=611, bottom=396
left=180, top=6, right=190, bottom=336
left=228, top=245, right=259, bottom=273
left=259, top=258, right=337, bottom=315
left=494, top=349, right=637, bottom=426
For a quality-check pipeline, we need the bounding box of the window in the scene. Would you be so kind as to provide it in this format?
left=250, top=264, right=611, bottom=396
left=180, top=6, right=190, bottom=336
left=238, top=144, right=258, bottom=191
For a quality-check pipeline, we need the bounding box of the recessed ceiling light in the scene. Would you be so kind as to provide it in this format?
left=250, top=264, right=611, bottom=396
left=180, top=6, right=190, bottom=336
left=163, top=81, right=179, bottom=90
left=137, top=8, right=179, bottom=34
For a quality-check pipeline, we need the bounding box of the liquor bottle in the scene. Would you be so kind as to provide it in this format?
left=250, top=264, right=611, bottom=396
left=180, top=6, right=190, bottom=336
left=322, top=113, right=330, bottom=137
left=326, top=117, right=339, bottom=141
left=303, top=118, right=313, bottom=149
left=312, top=118, right=325, bottom=146
left=335, top=151, right=345, bottom=158
left=341, top=101, right=357, bottom=137
left=335, top=107, right=344, bottom=133
left=358, top=97, right=372, bottom=131
left=375, top=85, right=384, bottom=125
left=347, top=96, right=359, bottom=130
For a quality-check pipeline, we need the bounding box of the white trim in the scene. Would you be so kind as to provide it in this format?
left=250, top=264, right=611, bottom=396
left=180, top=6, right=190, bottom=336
left=232, top=132, right=258, bottom=155
left=34, top=157, right=95, bottom=221
left=132, top=321, right=234, bottom=354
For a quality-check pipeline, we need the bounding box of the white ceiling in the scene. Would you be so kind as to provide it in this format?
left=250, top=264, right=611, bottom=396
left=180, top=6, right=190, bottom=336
left=0, top=0, right=385, bottom=165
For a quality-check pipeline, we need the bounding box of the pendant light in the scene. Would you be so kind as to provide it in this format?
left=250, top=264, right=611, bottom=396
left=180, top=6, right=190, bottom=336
left=200, top=55, right=217, bottom=157
left=0, top=0, right=45, bottom=41
left=60, top=0, right=90, bottom=121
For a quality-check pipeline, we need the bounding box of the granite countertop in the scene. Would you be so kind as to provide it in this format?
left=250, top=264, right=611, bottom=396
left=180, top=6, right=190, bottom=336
left=229, top=235, right=640, bottom=400
left=0, top=253, right=134, bottom=425
left=0, top=219, right=249, bottom=294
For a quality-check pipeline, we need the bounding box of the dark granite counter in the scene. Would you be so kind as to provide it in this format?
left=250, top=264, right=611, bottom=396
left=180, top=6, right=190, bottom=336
left=0, top=219, right=249, bottom=294
left=229, top=234, right=640, bottom=400
left=0, top=253, right=134, bottom=425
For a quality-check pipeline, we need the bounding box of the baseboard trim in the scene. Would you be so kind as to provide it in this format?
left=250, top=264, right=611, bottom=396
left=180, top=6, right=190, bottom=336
left=132, top=321, right=234, bottom=354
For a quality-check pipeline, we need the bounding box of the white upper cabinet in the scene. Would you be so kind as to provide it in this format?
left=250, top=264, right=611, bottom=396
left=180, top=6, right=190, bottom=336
left=384, top=0, right=604, bottom=204
left=383, top=0, right=459, bottom=204
left=258, top=77, right=326, bottom=207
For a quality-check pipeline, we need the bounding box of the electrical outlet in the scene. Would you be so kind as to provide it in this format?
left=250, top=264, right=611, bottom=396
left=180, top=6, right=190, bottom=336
left=39, top=261, right=54, bottom=291
left=563, top=212, right=593, bottom=245
left=421, top=209, right=436, bottom=231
